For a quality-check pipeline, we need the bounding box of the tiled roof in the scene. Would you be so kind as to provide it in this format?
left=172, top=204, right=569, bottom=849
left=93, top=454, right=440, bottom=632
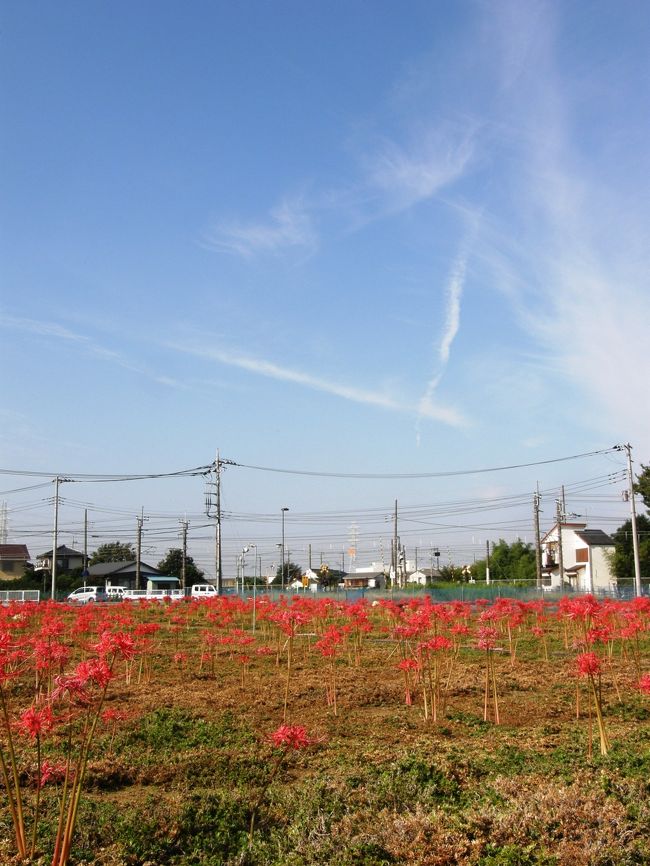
left=0, top=544, right=31, bottom=560
left=574, top=530, right=614, bottom=546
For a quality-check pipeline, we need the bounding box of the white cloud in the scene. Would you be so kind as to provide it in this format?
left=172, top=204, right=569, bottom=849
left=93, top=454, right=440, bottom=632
left=201, top=197, right=317, bottom=257
left=0, top=314, right=184, bottom=391
left=365, top=125, right=475, bottom=213
left=415, top=248, right=469, bottom=442
left=167, top=341, right=467, bottom=428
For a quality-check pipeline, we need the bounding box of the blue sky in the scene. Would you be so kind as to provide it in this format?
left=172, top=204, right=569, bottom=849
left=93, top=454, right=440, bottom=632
left=1, top=1, right=648, bottom=577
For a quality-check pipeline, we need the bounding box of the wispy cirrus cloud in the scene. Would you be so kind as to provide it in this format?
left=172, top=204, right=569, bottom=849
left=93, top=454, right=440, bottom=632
left=416, top=248, right=469, bottom=442
left=201, top=196, right=317, bottom=257
left=366, top=124, right=475, bottom=212
left=478, top=1, right=650, bottom=445
left=0, top=313, right=184, bottom=390
left=167, top=340, right=468, bottom=428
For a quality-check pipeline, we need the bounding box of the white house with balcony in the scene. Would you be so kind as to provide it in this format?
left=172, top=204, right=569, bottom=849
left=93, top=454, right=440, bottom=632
left=541, top=522, right=615, bottom=593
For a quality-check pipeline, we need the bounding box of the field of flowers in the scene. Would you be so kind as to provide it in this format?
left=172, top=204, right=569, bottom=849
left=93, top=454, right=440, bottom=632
left=1, top=593, right=649, bottom=866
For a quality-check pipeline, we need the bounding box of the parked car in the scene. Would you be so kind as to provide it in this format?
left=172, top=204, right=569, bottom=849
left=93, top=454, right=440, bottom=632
left=105, top=586, right=125, bottom=599
left=67, top=586, right=108, bottom=604
left=190, top=583, right=218, bottom=599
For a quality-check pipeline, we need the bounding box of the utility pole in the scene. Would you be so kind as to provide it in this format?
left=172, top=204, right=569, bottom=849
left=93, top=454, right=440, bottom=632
left=556, top=498, right=565, bottom=588
left=485, top=540, right=490, bottom=585
left=281, top=507, right=289, bottom=592
left=83, top=508, right=89, bottom=586
left=51, top=476, right=60, bottom=600
left=415, top=546, right=418, bottom=574
left=623, top=443, right=642, bottom=597
left=215, top=452, right=222, bottom=594
left=534, top=486, right=542, bottom=590
left=136, top=510, right=144, bottom=592
left=308, top=543, right=312, bottom=570
left=393, top=499, right=398, bottom=588
left=180, top=517, right=189, bottom=592
left=204, top=452, right=235, bottom=595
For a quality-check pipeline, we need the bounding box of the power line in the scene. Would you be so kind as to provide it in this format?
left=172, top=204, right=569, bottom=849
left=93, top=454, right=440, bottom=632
left=231, top=447, right=620, bottom=479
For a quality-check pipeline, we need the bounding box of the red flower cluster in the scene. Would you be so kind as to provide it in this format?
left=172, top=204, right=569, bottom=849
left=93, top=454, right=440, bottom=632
left=17, top=704, right=55, bottom=740
left=576, top=651, right=602, bottom=677
left=269, top=724, right=312, bottom=750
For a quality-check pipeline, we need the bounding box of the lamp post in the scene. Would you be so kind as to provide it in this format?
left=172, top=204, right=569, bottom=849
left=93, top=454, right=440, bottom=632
left=281, top=507, right=289, bottom=592
left=241, top=546, right=250, bottom=596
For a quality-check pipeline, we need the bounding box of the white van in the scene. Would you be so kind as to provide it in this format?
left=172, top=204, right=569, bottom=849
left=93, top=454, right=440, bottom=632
left=190, top=584, right=218, bottom=599
left=67, top=586, right=108, bottom=604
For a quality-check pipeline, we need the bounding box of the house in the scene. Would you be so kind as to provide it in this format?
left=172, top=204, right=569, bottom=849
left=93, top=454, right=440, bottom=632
left=36, top=545, right=85, bottom=574
left=289, top=570, right=321, bottom=592
left=88, top=560, right=162, bottom=590
left=541, top=523, right=615, bottom=593
left=407, top=568, right=441, bottom=586
left=343, top=571, right=386, bottom=590
left=0, top=544, right=32, bottom=580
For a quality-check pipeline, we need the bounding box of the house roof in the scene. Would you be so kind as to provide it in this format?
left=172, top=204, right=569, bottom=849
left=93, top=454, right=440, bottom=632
left=574, top=530, right=614, bottom=547
left=88, top=560, right=160, bottom=577
left=37, top=545, right=84, bottom=558
left=541, top=522, right=587, bottom=542
left=0, top=544, right=31, bottom=560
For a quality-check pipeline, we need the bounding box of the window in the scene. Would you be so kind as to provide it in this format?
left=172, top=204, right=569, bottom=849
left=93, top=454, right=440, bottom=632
left=575, top=548, right=589, bottom=563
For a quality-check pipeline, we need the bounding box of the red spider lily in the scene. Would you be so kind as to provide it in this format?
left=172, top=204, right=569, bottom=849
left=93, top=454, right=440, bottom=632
left=575, top=651, right=609, bottom=756
left=16, top=704, right=55, bottom=740
left=269, top=723, right=313, bottom=749
left=94, top=630, right=137, bottom=661
left=576, top=652, right=602, bottom=678
left=476, top=626, right=500, bottom=724
left=39, top=759, right=67, bottom=789
left=638, top=673, right=650, bottom=695
left=396, top=657, right=419, bottom=706
left=101, top=707, right=128, bottom=725
left=476, top=626, right=498, bottom=651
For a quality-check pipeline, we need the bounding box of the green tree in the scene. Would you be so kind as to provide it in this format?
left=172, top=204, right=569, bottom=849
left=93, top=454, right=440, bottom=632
left=89, top=542, right=135, bottom=565
left=610, top=515, right=650, bottom=580
left=438, top=564, right=464, bottom=582
left=469, top=540, right=537, bottom=583
left=273, top=561, right=302, bottom=586
left=157, top=548, right=205, bottom=583
left=634, top=464, right=650, bottom=511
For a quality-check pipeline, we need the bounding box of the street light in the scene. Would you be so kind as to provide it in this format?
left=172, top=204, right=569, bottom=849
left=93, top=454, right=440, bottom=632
left=281, top=507, right=289, bottom=592
left=241, top=546, right=250, bottom=596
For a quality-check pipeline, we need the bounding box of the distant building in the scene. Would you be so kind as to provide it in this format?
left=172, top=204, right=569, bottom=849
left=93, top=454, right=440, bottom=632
left=88, top=560, right=161, bottom=590
left=0, top=544, right=32, bottom=580
left=407, top=567, right=441, bottom=585
left=541, top=522, right=615, bottom=593
left=36, top=545, right=85, bottom=574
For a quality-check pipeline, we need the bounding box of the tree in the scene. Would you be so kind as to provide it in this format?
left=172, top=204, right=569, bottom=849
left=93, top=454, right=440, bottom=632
left=157, top=548, right=204, bottom=583
left=610, top=515, right=650, bottom=580
left=634, top=464, right=650, bottom=511
left=273, top=561, right=302, bottom=586
left=89, top=542, right=135, bottom=565
left=467, top=539, right=537, bottom=583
